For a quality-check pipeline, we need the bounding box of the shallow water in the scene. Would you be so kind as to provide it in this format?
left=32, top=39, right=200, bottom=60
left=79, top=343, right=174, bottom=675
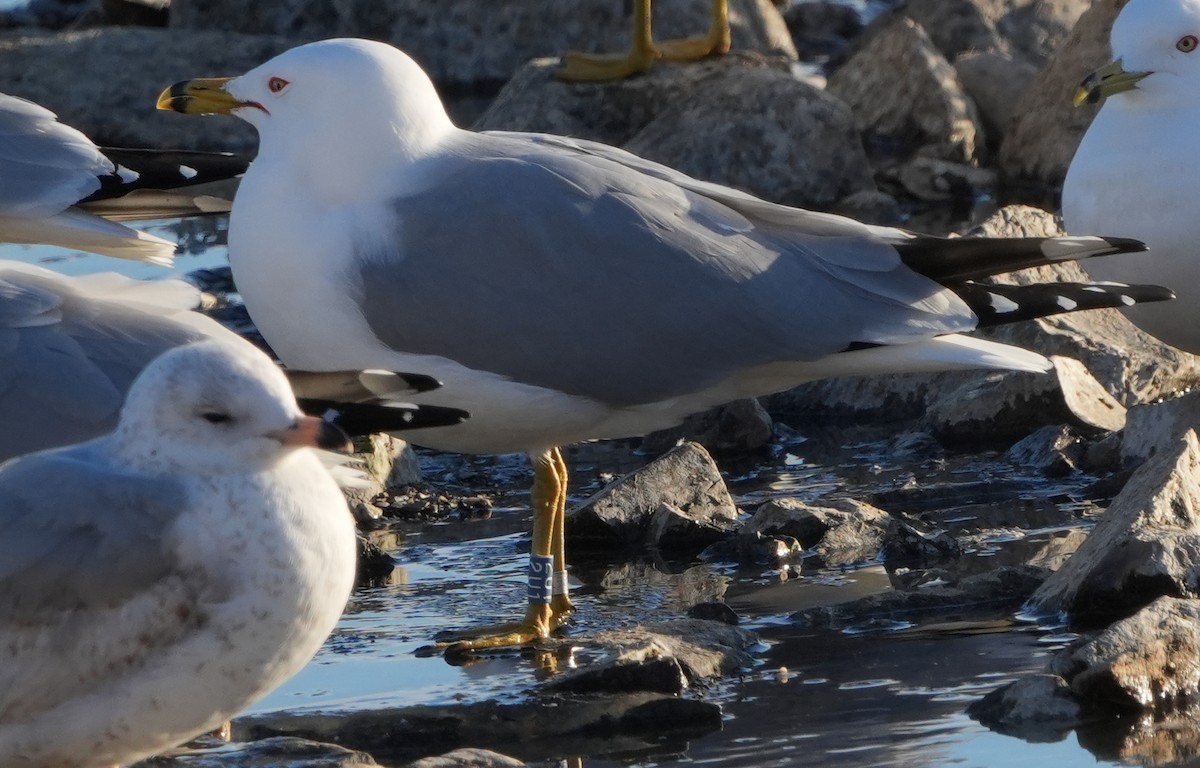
left=7, top=229, right=1145, bottom=768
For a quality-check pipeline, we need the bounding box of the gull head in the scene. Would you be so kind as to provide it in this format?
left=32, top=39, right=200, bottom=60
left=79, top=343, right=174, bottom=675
left=114, top=339, right=350, bottom=474
left=1077, top=0, right=1200, bottom=106
left=158, top=39, right=455, bottom=191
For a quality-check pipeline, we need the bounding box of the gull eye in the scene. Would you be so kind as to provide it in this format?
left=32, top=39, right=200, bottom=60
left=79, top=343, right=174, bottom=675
left=200, top=411, right=234, bottom=425
left=1178, top=35, right=1198, bottom=53
left=268, top=76, right=290, bottom=93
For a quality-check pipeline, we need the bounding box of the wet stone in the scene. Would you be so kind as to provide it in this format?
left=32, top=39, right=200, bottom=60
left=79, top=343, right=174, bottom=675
left=967, top=674, right=1082, bottom=741
left=1007, top=424, right=1083, bottom=477
left=566, top=441, right=738, bottom=554
left=1028, top=431, right=1200, bottom=624
left=1052, top=596, right=1200, bottom=714
left=880, top=513, right=961, bottom=568
left=402, top=748, right=525, bottom=768
left=355, top=536, right=396, bottom=588
left=739, top=497, right=892, bottom=567
left=134, top=736, right=379, bottom=767
left=640, top=398, right=774, bottom=457
left=687, top=601, right=740, bottom=625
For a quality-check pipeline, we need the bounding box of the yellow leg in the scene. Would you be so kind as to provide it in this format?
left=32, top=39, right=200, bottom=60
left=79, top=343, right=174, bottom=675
left=549, top=447, right=576, bottom=624
left=436, top=448, right=570, bottom=657
left=557, top=0, right=730, bottom=82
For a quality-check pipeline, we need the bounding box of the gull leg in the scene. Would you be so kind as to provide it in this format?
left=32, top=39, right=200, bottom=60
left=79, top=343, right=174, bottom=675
left=558, top=0, right=660, bottom=81
left=436, top=449, right=564, bottom=655
left=656, top=0, right=731, bottom=61
left=557, top=0, right=730, bottom=82
left=549, top=446, right=576, bottom=625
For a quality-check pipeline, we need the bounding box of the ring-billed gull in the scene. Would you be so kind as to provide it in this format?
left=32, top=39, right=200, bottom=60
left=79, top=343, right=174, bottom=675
left=157, top=38, right=1171, bottom=653
left=0, top=92, right=247, bottom=265
left=0, top=260, right=469, bottom=461
left=558, top=0, right=730, bottom=81
left=1062, top=0, right=1200, bottom=352
left=0, top=338, right=356, bottom=767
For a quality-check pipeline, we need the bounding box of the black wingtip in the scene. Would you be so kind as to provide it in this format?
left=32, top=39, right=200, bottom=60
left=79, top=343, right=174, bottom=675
left=395, top=372, right=442, bottom=393
left=298, top=398, right=468, bottom=437
left=956, top=280, right=1175, bottom=328
left=1101, top=236, right=1148, bottom=254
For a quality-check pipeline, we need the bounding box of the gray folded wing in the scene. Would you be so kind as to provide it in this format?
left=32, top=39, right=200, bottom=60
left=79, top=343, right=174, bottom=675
left=0, top=264, right=218, bottom=459
left=0, top=444, right=187, bottom=622
left=354, top=131, right=971, bottom=407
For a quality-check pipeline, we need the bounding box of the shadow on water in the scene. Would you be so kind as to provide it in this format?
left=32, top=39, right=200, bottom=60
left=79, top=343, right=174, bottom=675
left=4, top=223, right=1173, bottom=767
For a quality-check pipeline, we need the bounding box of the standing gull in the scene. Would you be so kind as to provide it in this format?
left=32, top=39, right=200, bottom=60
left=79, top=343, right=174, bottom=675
left=0, top=339, right=356, bottom=768
left=1063, top=0, right=1200, bottom=352
left=0, top=92, right=247, bottom=265
left=158, top=38, right=1171, bottom=653
left=0, top=260, right=469, bottom=462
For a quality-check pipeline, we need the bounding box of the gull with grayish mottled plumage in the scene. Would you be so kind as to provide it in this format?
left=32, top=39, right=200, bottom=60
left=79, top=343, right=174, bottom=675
left=0, top=339, right=357, bottom=768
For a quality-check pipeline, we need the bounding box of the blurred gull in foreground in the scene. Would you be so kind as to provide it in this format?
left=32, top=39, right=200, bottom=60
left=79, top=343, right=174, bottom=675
left=0, top=339, right=357, bottom=767
left=0, top=92, right=247, bottom=265
left=159, top=38, right=1173, bottom=654
left=0, top=260, right=469, bottom=462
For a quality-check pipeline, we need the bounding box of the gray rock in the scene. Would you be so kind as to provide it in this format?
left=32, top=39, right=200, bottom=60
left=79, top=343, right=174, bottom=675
left=1054, top=596, right=1200, bottom=713
left=476, top=55, right=876, bottom=209
left=1007, top=424, right=1083, bottom=477
left=742, top=497, right=891, bottom=566
left=135, top=736, right=379, bottom=767
left=354, top=536, right=396, bottom=587
left=171, top=0, right=796, bottom=96
left=567, top=441, right=739, bottom=552
left=880, top=513, right=962, bottom=566
left=239, top=693, right=722, bottom=765
left=997, top=0, right=1122, bottom=201
left=967, top=674, right=1081, bottom=741
left=782, top=0, right=862, bottom=61
left=827, top=15, right=984, bottom=163
left=0, top=28, right=294, bottom=152
left=896, top=0, right=1087, bottom=68
left=641, top=398, right=774, bottom=457
left=892, top=154, right=998, bottom=203
left=1122, top=391, right=1200, bottom=466
left=953, top=51, right=1039, bottom=150
left=1028, top=431, right=1200, bottom=623
left=403, top=749, right=524, bottom=768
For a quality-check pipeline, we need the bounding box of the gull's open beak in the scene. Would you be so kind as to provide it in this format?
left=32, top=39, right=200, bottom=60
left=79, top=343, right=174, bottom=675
left=267, top=416, right=352, bottom=452
left=157, top=77, right=241, bottom=115
left=1074, top=59, right=1151, bottom=107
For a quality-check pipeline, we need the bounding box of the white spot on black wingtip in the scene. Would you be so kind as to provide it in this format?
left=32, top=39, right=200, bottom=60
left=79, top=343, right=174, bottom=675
left=1056, top=296, right=1078, bottom=311
left=1083, top=286, right=1106, bottom=293
left=1121, top=295, right=1136, bottom=306
left=178, top=164, right=198, bottom=180
left=989, top=293, right=1019, bottom=313
left=403, top=411, right=414, bottom=422
left=322, top=407, right=340, bottom=421
left=116, top=165, right=139, bottom=183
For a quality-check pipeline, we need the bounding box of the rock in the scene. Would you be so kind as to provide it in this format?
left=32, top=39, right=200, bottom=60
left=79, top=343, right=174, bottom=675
left=699, top=529, right=803, bottom=569
left=1053, top=596, right=1200, bottom=713
left=573, top=620, right=758, bottom=685
left=880, top=513, right=962, bottom=567
left=567, top=441, right=739, bottom=553
left=355, top=536, right=396, bottom=587
left=476, top=55, right=876, bottom=208
left=404, top=749, right=525, bottom=768
left=134, top=736, right=379, bottom=767
left=967, top=674, right=1082, bottom=740
left=354, top=434, right=422, bottom=488
left=1122, top=391, right=1200, bottom=466
left=792, top=564, right=1047, bottom=629
left=591, top=562, right=729, bottom=607
left=641, top=398, right=774, bottom=456
left=0, top=28, right=295, bottom=152
left=740, top=497, right=892, bottom=566
left=1007, top=424, right=1083, bottom=477
left=171, top=0, right=796, bottom=121
left=1028, top=431, right=1200, bottom=624
left=896, top=0, right=1087, bottom=68
left=239, top=693, right=722, bottom=764
left=687, top=601, right=740, bottom=625
left=953, top=51, right=1039, bottom=150
left=997, top=0, right=1127, bottom=203
left=827, top=15, right=984, bottom=163
left=782, top=0, right=862, bottom=62
left=892, top=154, right=998, bottom=203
